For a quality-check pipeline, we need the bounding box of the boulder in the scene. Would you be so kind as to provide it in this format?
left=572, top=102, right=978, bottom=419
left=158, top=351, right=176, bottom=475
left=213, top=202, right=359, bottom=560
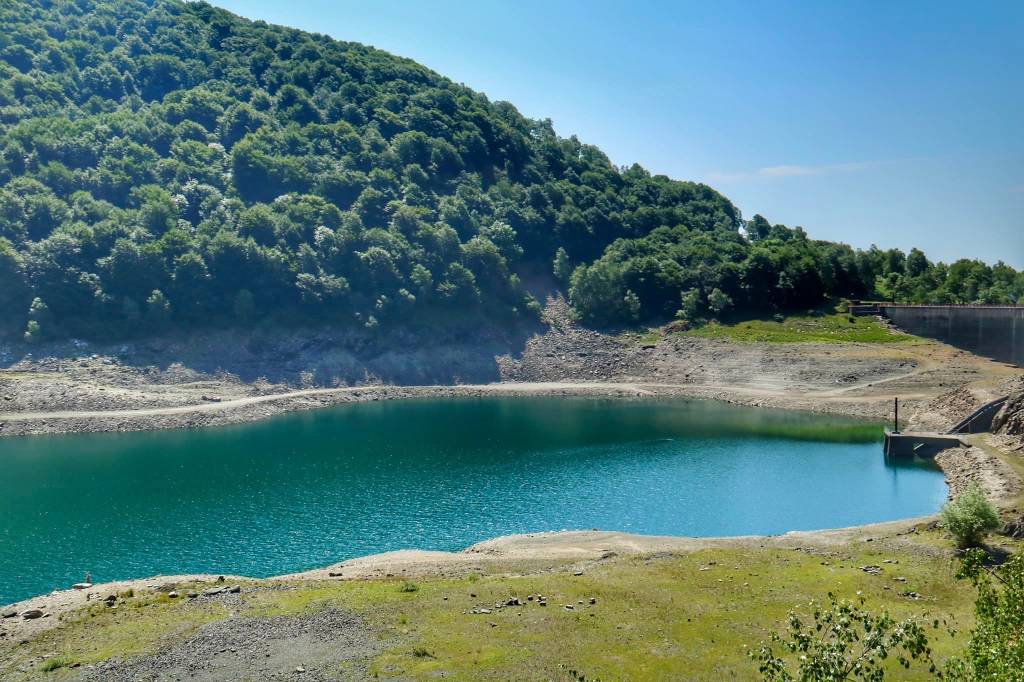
left=21, top=609, right=44, bottom=619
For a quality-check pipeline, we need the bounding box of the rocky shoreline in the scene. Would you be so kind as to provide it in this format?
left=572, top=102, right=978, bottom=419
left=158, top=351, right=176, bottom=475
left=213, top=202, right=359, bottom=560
left=1, top=307, right=1021, bottom=639
left=3, top=297, right=1018, bottom=438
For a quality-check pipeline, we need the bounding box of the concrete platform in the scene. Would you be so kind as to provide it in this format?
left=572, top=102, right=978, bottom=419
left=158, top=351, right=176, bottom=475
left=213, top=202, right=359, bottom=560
left=884, top=430, right=964, bottom=458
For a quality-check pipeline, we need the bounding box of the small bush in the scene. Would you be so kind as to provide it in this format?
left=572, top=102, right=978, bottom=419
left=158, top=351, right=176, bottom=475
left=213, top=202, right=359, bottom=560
left=399, top=581, right=419, bottom=593
left=412, top=647, right=434, bottom=658
left=750, top=593, right=936, bottom=680
left=940, top=483, right=1000, bottom=548
left=40, top=657, right=70, bottom=672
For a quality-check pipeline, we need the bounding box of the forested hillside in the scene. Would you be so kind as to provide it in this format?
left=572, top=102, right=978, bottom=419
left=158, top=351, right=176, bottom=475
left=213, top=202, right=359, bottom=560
left=0, top=0, right=1020, bottom=341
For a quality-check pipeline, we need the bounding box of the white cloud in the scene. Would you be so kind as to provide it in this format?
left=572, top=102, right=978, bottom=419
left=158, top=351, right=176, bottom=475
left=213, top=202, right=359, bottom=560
left=706, top=160, right=883, bottom=183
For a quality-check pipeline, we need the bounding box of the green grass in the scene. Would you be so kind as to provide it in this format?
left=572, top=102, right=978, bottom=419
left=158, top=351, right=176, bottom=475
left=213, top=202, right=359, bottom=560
left=354, top=546, right=972, bottom=681
left=38, top=657, right=69, bottom=673
left=3, top=538, right=980, bottom=681
left=683, top=312, right=914, bottom=344
left=0, top=584, right=232, bottom=679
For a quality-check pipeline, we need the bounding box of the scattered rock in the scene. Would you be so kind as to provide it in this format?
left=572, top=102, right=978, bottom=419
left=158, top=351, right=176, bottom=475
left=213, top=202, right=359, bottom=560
left=860, top=565, right=882, bottom=575
left=2, top=609, right=18, bottom=618
left=21, top=609, right=44, bottom=620
left=168, top=591, right=179, bottom=599
left=73, top=582, right=93, bottom=590
left=229, top=585, right=241, bottom=594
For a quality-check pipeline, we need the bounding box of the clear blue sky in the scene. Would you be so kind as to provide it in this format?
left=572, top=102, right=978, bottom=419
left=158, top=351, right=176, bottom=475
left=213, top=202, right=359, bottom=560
left=212, top=0, right=1023, bottom=268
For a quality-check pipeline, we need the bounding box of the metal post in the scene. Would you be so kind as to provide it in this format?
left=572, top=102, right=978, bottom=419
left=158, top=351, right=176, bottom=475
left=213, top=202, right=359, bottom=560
left=894, top=397, right=899, bottom=434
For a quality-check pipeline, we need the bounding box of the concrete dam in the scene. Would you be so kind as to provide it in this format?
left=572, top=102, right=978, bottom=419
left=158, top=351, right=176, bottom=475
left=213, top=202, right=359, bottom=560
left=856, top=304, right=1024, bottom=367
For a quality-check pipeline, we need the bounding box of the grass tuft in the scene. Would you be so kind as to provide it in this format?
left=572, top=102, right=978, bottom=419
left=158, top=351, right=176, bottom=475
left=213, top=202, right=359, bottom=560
left=40, top=656, right=70, bottom=672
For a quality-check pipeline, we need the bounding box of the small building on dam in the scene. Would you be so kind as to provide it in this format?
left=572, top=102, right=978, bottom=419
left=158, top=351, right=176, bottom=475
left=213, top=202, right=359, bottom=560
left=854, top=304, right=1024, bottom=367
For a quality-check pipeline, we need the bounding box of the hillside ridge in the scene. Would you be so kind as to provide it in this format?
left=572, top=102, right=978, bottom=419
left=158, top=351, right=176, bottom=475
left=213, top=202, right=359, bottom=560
left=0, top=0, right=1020, bottom=346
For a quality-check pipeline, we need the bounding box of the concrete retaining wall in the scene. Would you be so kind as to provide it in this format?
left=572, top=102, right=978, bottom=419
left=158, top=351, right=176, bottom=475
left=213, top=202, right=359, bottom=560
left=880, top=305, right=1024, bottom=367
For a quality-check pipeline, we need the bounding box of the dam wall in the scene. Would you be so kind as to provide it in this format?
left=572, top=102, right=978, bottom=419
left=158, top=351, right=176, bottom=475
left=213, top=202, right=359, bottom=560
left=878, top=305, right=1024, bottom=367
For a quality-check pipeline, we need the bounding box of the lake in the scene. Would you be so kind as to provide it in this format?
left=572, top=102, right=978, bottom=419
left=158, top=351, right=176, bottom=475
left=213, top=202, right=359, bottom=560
left=0, top=397, right=945, bottom=604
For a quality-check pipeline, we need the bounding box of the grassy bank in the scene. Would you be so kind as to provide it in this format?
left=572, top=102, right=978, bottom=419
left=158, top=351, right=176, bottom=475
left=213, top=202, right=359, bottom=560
left=684, top=312, right=913, bottom=344
left=2, top=532, right=982, bottom=681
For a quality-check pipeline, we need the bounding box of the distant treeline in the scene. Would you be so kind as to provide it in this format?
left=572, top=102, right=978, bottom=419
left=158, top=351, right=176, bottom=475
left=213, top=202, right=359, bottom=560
left=0, top=0, right=1020, bottom=341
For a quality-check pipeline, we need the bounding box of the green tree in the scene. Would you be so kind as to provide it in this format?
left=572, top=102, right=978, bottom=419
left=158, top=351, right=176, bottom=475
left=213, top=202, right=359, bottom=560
left=940, top=483, right=1000, bottom=548
left=24, top=297, right=52, bottom=344
left=553, top=247, right=572, bottom=284
left=145, top=289, right=172, bottom=331
left=751, top=592, right=937, bottom=681
left=708, top=287, right=732, bottom=316
left=678, top=288, right=702, bottom=320
left=946, top=549, right=1024, bottom=680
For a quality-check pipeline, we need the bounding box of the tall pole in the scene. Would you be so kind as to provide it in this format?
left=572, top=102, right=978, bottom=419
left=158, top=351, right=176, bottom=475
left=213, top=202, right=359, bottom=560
left=894, top=397, right=899, bottom=434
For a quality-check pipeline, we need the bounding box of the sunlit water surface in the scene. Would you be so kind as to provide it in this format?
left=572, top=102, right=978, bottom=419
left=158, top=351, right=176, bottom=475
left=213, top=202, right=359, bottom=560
left=0, top=397, right=945, bottom=603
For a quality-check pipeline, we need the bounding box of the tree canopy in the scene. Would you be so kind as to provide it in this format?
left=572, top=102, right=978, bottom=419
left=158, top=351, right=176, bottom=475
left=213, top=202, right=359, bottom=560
left=0, top=0, right=1019, bottom=340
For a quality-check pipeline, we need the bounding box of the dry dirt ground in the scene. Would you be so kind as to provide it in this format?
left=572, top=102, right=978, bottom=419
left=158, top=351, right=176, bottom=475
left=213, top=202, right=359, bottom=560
left=0, top=299, right=1018, bottom=436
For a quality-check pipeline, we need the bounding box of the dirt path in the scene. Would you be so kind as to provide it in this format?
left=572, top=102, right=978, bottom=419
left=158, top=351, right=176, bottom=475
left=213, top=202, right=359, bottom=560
left=0, top=374, right=950, bottom=425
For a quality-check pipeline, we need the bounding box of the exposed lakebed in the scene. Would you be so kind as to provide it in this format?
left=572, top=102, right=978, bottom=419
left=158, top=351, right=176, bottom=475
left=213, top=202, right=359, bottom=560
left=0, top=397, right=945, bottom=604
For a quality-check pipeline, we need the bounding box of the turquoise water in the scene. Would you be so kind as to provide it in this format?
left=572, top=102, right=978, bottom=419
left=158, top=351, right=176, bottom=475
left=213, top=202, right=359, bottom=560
left=0, top=397, right=945, bottom=604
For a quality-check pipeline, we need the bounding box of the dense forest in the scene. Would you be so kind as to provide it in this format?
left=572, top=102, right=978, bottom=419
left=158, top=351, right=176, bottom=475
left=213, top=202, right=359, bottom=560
left=0, top=0, right=1021, bottom=341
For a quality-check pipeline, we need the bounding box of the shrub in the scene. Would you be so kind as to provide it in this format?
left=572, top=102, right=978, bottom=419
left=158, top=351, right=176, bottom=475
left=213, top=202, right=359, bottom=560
left=398, top=581, right=419, bottom=593
left=946, top=549, right=1024, bottom=679
left=940, top=483, right=1000, bottom=548
left=750, top=592, right=936, bottom=680
left=40, top=657, right=70, bottom=672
